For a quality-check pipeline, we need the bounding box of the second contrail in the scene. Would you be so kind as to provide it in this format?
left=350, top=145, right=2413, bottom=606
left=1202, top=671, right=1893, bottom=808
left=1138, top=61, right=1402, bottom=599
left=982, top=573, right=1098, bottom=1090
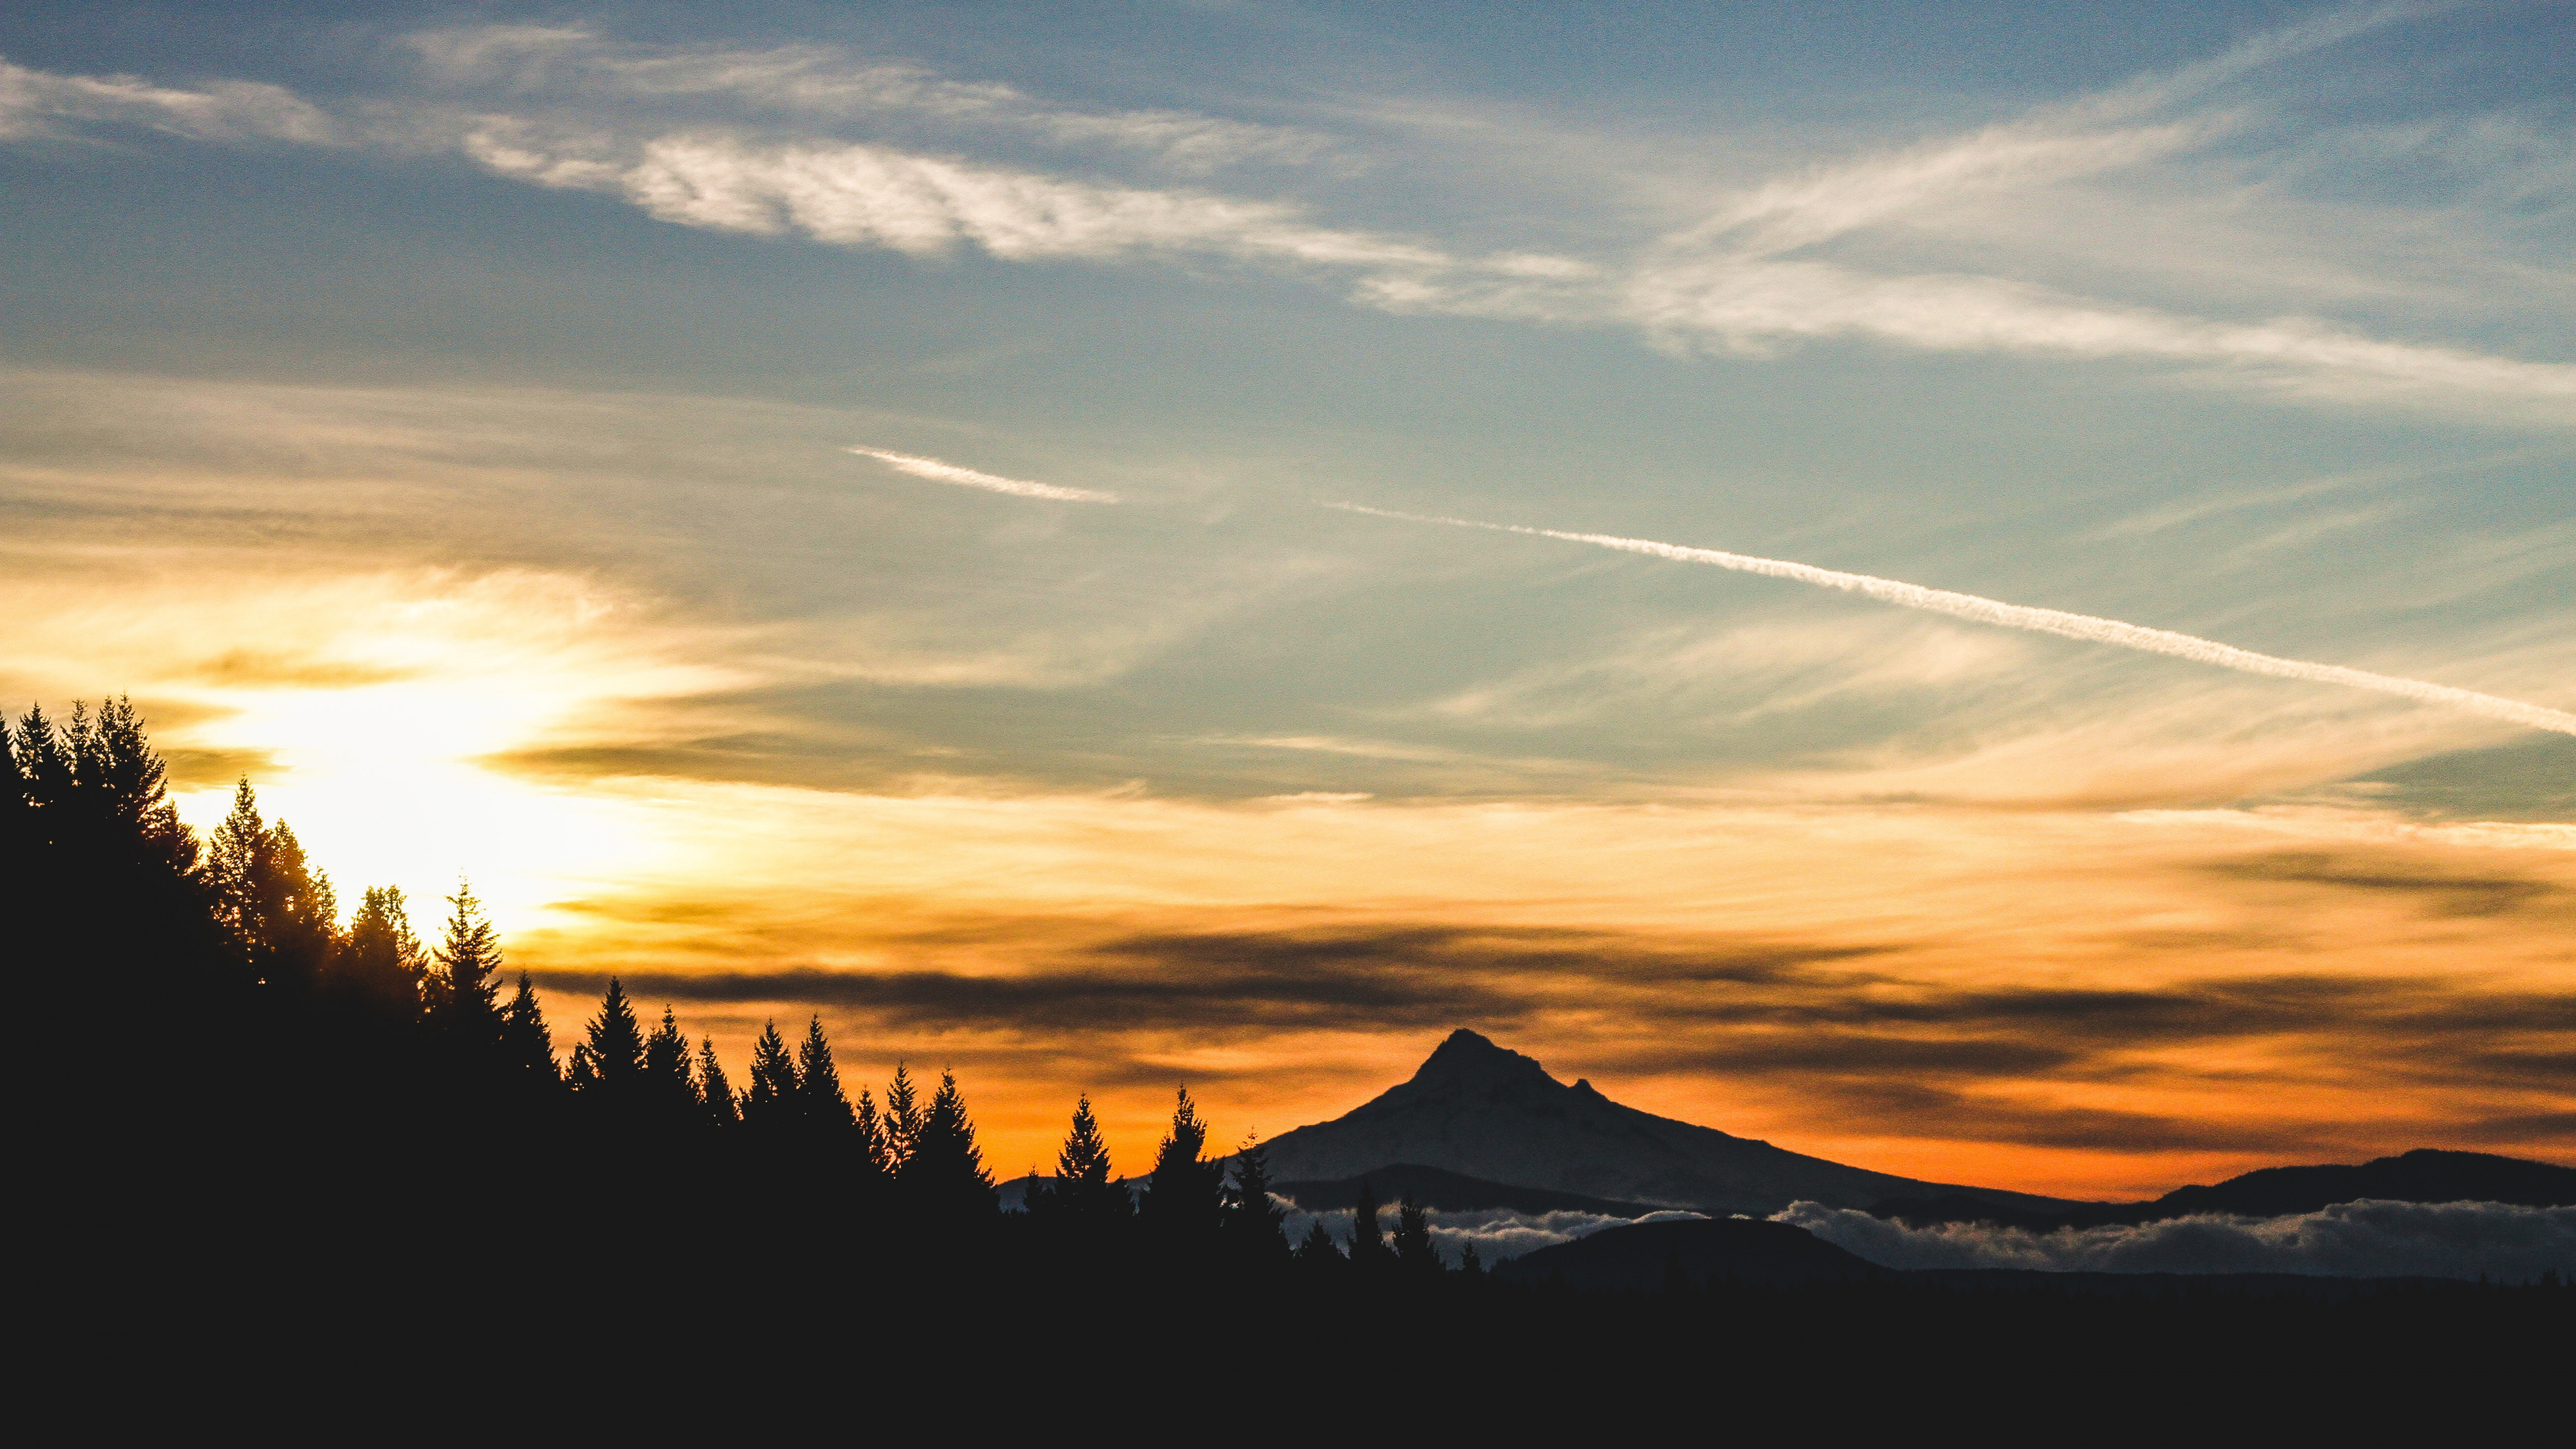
left=1324, top=502, right=2576, bottom=737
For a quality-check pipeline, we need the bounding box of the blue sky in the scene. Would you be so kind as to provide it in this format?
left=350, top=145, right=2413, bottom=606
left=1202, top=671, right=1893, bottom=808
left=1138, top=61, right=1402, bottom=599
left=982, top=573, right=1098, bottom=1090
left=3, top=1, right=2569, bottom=1191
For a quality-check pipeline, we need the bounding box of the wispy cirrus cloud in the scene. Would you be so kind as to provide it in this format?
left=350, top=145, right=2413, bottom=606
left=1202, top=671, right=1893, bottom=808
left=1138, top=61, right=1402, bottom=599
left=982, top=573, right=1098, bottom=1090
left=0, top=56, right=331, bottom=144
left=6, top=4, right=2562, bottom=423
left=400, top=23, right=1334, bottom=173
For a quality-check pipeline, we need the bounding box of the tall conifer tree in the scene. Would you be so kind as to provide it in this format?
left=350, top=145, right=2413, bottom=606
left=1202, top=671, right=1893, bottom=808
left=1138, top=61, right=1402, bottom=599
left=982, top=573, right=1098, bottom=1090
left=425, top=879, right=504, bottom=1042
left=1226, top=1133, right=1289, bottom=1260
left=904, top=1069, right=995, bottom=1218
left=335, top=885, right=426, bottom=1016
left=1393, top=1190, right=1442, bottom=1275
left=645, top=1006, right=700, bottom=1123
left=852, top=1087, right=888, bottom=1173
left=1141, top=1087, right=1227, bottom=1241
left=499, top=973, right=559, bottom=1087
left=793, top=1015, right=854, bottom=1134
left=881, top=1063, right=922, bottom=1171
left=1049, top=1094, right=1126, bottom=1226
left=1349, top=1179, right=1389, bottom=1267
left=571, top=978, right=647, bottom=1106
left=698, top=1038, right=738, bottom=1127
left=743, top=1020, right=797, bottom=1129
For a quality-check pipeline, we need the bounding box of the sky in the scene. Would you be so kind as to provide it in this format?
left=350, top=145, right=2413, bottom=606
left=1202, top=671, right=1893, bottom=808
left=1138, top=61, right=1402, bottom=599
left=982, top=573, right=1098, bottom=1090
left=3, top=0, right=2569, bottom=1199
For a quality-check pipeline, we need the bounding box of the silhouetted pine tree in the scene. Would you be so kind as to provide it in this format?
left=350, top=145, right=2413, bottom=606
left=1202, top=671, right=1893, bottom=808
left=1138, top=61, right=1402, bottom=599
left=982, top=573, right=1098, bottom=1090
left=1393, top=1190, right=1442, bottom=1276
left=0, top=714, right=27, bottom=879
left=205, top=780, right=338, bottom=991
left=645, top=1006, right=700, bottom=1124
left=882, top=1063, right=922, bottom=1172
left=335, top=885, right=426, bottom=1017
left=793, top=1015, right=854, bottom=1135
left=853, top=1087, right=888, bottom=1173
left=424, top=880, right=504, bottom=1045
left=902, top=1069, right=995, bottom=1219
left=1041, top=1094, right=1127, bottom=1228
left=569, top=978, right=647, bottom=1107
left=13, top=700, right=211, bottom=989
left=698, top=1038, right=739, bottom=1127
left=499, top=973, right=559, bottom=1088
left=1141, top=1087, right=1228, bottom=1243
left=1459, top=1242, right=1485, bottom=1278
left=16, top=704, right=76, bottom=828
left=743, top=1020, right=797, bottom=1130
left=73, top=698, right=198, bottom=879
left=1295, top=1217, right=1341, bottom=1264
left=1224, top=1133, right=1289, bottom=1262
left=1349, top=1179, right=1389, bottom=1268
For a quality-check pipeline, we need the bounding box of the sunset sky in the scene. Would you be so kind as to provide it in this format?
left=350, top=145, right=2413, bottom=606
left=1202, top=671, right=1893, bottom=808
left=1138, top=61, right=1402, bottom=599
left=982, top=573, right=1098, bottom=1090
left=4, top=0, right=2569, bottom=1198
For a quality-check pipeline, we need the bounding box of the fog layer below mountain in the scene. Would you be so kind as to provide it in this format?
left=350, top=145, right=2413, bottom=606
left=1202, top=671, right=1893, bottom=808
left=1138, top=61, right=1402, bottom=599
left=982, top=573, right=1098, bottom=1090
left=1780, top=1199, right=2575, bottom=1281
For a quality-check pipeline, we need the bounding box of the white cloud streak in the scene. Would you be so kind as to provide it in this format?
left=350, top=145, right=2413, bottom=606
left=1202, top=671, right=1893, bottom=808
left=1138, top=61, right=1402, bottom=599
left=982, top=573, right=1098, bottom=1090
left=1325, top=502, right=2576, bottom=738
left=402, top=24, right=1332, bottom=172
left=0, top=57, right=332, bottom=144
left=847, top=446, right=1120, bottom=502
left=1780, top=1198, right=2575, bottom=1281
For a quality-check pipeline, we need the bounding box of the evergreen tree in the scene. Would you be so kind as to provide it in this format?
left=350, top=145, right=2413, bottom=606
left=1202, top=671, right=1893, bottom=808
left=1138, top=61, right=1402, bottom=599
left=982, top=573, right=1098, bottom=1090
left=1224, top=1132, right=1289, bottom=1260
left=902, top=1069, right=995, bottom=1219
left=16, top=705, right=74, bottom=822
left=425, top=879, right=504, bottom=1043
left=1393, top=1190, right=1442, bottom=1275
left=1459, top=1242, right=1485, bottom=1278
left=742, top=1020, right=797, bottom=1130
left=852, top=1087, right=887, bottom=1173
left=205, top=780, right=337, bottom=990
left=334, top=885, right=426, bottom=1016
left=12, top=700, right=208, bottom=983
left=570, top=978, right=647, bottom=1108
left=1046, top=1094, right=1127, bottom=1228
left=1140, top=1086, right=1228, bottom=1242
left=1295, top=1217, right=1341, bottom=1263
left=881, top=1063, right=922, bottom=1171
left=645, top=1006, right=700, bottom=1124
left=697, top=1037, right=738, bottom=1127
left=499, top=973, right=559, bottom=1088
left=0, top=713, right=26, bottom=871
left=792, top=1015, right=854, bottom=1134
left=1349, top=1179, right=1389, bottom=1268
left=75, top=697, right=197, bottom=879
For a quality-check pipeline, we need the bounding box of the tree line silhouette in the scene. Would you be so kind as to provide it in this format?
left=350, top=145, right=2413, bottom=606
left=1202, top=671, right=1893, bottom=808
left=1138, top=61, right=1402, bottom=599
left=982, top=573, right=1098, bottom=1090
left=7, top=695, right=1466, bottom=1274
left=13, top=698, right=2563, bottom=1421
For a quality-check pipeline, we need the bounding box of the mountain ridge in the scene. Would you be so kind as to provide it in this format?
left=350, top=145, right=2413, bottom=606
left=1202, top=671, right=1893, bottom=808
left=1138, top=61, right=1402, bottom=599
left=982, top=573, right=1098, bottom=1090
left=1255, top=1028, right=2070, bottom=1216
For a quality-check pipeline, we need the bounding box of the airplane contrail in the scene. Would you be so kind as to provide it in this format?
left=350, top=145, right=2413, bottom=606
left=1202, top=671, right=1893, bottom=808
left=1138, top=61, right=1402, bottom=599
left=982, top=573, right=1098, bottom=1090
left=848, top=447, right=1120, bottom=503
left=1324, top=501, right=2576, bottom=737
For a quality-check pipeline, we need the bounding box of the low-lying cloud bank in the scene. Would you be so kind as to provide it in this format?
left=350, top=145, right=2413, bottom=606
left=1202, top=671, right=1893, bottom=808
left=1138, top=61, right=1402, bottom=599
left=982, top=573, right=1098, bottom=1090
left=1780, top=1199, right=2575, bottom=1281
left=1278, top=1202, right=1707, bottom=1265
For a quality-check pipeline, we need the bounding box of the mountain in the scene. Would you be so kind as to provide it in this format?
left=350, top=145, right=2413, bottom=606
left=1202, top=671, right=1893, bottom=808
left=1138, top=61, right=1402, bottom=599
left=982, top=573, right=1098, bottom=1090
left=1255, top=1029, right=2070, bottom=1216
left=1493, top=1217, right=1886, bottom=1291
left=1869, top=1148, right=2576, bottom=1230
left=1272, top=1164, right=1666, bottom=1218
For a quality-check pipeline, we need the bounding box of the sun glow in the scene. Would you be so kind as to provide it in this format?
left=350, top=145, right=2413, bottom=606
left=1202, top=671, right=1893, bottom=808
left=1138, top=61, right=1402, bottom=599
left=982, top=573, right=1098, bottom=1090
left=10, top=561, right=747, bottom=932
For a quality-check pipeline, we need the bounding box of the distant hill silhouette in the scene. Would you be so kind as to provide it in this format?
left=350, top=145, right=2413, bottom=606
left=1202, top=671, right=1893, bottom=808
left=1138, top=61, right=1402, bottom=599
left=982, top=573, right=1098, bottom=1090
left=1256, top=1029, right=2072, bottom=1215
left=1870, top=1149, right=2576, bottom=1230
left=1273, top=1163, right=1666, bottom=1218
left=1495, top=1216, right=1886, bottom=1290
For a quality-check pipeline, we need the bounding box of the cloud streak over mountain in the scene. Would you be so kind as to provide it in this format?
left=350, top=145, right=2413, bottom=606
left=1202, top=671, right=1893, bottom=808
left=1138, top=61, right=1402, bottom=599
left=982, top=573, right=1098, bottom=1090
left=1327, top=504, right=2576, bottom=737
